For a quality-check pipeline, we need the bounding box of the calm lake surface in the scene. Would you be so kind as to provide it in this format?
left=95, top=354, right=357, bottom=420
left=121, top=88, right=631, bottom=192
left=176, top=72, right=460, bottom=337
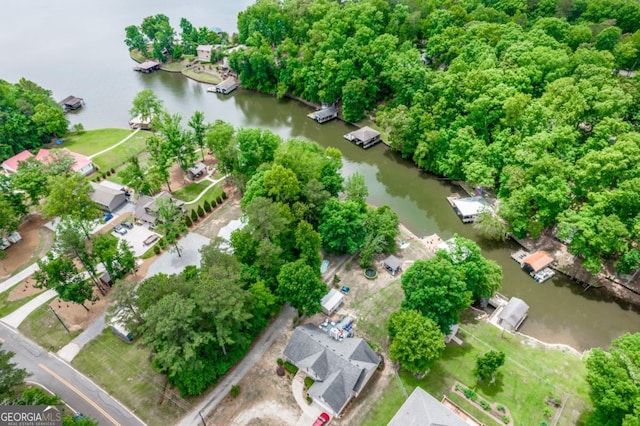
left=2, top=0, right=639, bottom=351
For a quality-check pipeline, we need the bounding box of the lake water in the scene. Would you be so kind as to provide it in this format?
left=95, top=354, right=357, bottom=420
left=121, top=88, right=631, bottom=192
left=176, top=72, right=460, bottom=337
left=2, top=0, right=639, bottom=350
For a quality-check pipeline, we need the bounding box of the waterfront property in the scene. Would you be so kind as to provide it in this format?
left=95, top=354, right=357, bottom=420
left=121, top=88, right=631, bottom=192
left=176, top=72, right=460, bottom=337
left=2, top=148, right=94, bottom=176
left=308, top=105, right=338, bottom=123
left=196, top=45, right=214, bottom=62
left=187, top=161, right=207, bottom=180
left=344, top=126, right=382, bottom=149
left=133, top=60, right=161, bottom=73
left=129, top=114, right=152, bottom=130
left=387, top=386, right=472, bottom=426
left=447, top=195, right=492, bottom=223
left=497, top=297, right=529, bottom=331
left=511, top=250, right=556, bottom=283
left=58, top=95, right=84, bottom=112
left=283, top=324, right=380, bottom=418
left=208, top=78, right=238, bottom=95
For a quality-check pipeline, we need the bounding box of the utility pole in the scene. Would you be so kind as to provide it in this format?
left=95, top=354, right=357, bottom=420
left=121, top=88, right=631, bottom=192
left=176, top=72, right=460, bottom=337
left=198, top=411, right=207, bottom=426
left=49, top=306, right=70, bottom=333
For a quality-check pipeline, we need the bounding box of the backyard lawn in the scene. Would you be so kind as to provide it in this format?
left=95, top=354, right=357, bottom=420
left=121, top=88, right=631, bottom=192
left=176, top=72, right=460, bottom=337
left=362, top=315, right=591, bottom=426
left=72, top=332, right=192, bottom=426
left=18, top=304, right=81, bottom=352
left=173, top=180, right=213, bottom=202
left=60, top=129, right=135, bottom=156
left=185, top=185, right=224, bottom=212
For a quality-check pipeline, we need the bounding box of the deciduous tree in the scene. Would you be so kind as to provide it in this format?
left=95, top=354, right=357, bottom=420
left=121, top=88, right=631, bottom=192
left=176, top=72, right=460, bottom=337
left=154, top=197, right=187, bottom=257
left=474, top=350, right=506, bottom=384
left=388, top=310, right=445, bottom=375
left=277, top=259, right=326, bottom=316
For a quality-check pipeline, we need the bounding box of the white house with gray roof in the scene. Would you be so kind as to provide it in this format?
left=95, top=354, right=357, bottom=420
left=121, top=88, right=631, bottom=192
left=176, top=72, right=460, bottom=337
left=283, top=324, right=380, bottom=417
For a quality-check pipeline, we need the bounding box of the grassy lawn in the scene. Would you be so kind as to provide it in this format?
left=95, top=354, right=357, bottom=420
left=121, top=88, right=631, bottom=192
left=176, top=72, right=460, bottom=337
left=172, top=181, right=212, bottom=202
left=91, top=131, right=151, bottom=172
left=185, top=185, right=224, bottom=212
left=181, top=68, right=221, bottom=84
left=362, top=316, right=591, bottom=425
left=18, top=304, right=81, bottom=352
left=0, top=287, right=44, bottom=317
left=60, top=129, right=135, bottom=156
left=72, top=332, right=192, bottom=426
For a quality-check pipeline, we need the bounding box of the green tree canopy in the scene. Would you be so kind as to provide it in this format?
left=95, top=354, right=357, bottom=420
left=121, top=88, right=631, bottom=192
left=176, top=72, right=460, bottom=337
left=277, top=259, right=326, bottom=316
left=474, top=350, right=506, bottom=384
left=388, top=309, right=445, bottom=375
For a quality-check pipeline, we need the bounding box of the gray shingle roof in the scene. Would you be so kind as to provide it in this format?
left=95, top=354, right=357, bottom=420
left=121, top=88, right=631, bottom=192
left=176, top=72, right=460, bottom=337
left=388, top=387, right=469, bottom=426
left=313, top=105, right=337, bottom=120
left=284, top=324, right=380, bottom=416
left=498, top=297, right=529, bottom=331
left=90, top=182, right=125, bottom=211
left=384, top=255, right=402, bottom=271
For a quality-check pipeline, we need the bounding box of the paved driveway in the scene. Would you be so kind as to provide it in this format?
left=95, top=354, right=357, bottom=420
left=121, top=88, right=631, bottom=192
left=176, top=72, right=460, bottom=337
left=112, top=224, right=160, bottom=257
left=145, top=232, right=211, bottom=278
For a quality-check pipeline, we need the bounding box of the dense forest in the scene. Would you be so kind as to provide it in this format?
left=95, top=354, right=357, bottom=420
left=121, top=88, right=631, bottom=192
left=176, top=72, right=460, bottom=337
left=0, top=79, right=69, bottom=161
left=231, top=0, right=640, bottom=274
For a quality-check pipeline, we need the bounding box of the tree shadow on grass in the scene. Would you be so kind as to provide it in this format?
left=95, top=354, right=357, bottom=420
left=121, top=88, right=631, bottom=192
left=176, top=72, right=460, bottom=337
left=476, top=372, right=505, bottom=397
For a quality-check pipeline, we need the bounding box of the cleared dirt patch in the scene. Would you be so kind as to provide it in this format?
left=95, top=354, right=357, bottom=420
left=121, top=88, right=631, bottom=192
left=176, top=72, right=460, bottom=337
left=0, top=215, right=54, bottom=278
left=7, top=276, right=44, bottom=301
left=192, top=192, right=242, bottom=240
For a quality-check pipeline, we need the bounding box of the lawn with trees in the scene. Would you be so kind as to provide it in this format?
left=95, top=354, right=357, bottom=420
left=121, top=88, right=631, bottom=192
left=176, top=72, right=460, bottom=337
left=232, top=0, right=640, bottom=276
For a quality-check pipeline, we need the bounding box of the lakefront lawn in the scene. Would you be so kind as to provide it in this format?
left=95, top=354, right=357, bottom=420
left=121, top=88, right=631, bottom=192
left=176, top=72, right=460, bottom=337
left=362, top=316, right=591, bottom=426
left=61, top=129, right=135, bottom=156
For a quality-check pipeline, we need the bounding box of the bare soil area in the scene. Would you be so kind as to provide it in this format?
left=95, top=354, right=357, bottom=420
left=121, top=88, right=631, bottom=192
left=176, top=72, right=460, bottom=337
left=0, top=215, right=54, bottom=279
left=49, top=287, right=109, bottom=332
left=192, top=193, right=242, bottom=239
left=207, top=323, right=301, bottom=426
left=7, top=275, right=44, bottom=301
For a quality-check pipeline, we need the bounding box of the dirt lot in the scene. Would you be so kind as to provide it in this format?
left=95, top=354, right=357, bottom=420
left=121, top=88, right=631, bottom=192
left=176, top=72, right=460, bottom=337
left=0, top=215, right=54, bottom=279
left=208, top=225, right=437, bottom=425
left=192, top=192, right=242, bottom=239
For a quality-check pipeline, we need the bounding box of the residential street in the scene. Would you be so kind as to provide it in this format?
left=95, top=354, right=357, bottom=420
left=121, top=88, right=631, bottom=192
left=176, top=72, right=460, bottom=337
left=176, top=304, right=296, bottom=426
left=0, top=322, right=145, bottom=426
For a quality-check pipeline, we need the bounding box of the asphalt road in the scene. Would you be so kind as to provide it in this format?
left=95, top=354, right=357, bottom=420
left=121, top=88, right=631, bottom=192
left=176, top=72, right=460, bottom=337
left=0, top=323, right=146, bottom=426
left=176, top=304, right=296, bottom=426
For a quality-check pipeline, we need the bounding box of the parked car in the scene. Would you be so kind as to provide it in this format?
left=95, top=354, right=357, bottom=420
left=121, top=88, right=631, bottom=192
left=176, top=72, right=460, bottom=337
left=143, top=234, right=160, bottom=246
left=113, top=224, right=127, bottom=235
left=103, top=213, right=113, bottom=222
left=312, top=413, right=330, bottom=426
left=121, top=222, right=134, bottom=229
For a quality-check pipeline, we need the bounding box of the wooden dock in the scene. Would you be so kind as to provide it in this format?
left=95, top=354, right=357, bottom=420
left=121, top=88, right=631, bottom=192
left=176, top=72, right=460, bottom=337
left=446, top=193, right=461, bottom=207
left=510, top=249, right=529, bottom=266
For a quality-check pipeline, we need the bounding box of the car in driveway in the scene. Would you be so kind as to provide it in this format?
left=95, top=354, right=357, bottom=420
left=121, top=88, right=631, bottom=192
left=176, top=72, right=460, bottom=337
left=113, top=224, right=127, bottom=235
left=121, top=221, right=134, bottom=229
left=312, top=413, right=330, bottom=426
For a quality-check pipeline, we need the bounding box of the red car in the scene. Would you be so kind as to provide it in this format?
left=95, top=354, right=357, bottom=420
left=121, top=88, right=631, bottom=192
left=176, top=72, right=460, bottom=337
left=312, top=412, right=330, bottom=426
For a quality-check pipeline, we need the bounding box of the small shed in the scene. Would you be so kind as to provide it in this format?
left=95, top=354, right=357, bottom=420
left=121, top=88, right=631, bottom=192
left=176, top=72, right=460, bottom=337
left=522, top=251, right=554, bottom=274
left=451, top=196, right=492, bottom=223
left=58, top=95, right=84, bottom=112
left=344, top=126, right=381, bottom=149
left=383, top=255, right=402, bottom=276
left=309, top=105, right=338, bottom=123
left=498, top=297, right=529, bottom=331
left=321, top=289, right=344, bottom=316
left=99, top=271, right=113, bottom=287
left=187, top=162, right=206, bottom=180
left=134, top=60, right=161, bottom=73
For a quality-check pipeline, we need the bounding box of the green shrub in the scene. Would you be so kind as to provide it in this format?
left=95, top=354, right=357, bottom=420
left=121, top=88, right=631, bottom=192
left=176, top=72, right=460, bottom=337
left=185, top=215, right=192, bottom=227
left=497, top=405, right=506, bottom=413
left=110, top=167, right=115, bottom=174
left=221, top=191, right=227, bottom=199
left=190, top=209, right=199, bottom=222
left=304, top=376, right=315, bottom=389
left=455, top=384, right=463, bottom=392
left=306, top=394, right=312, bottom=404
left=276, top=358, right=284, bottom=366
left=480, top=400, right=491, bottom=411
left=216, top=195, right=222, bottom=204
left=540, top=421, right=549, bottom=426
left=230, top=385, right=240, bottom=398
left=203, top=199, right=212, bottom=212
left=501, top=415, right=510, bottom=424
left=543, top=407, right=552, bottom=419
left=153, top=245, right=161, bottom=255
left=211, top=198, right=218, bottom=208
left=462, top=388, right=477, bottom=401
left=197, top=205, right=205, bottom=218
left=158, top=238, right=167, bottom=249
left=284, top=361, right=298, bottom=375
